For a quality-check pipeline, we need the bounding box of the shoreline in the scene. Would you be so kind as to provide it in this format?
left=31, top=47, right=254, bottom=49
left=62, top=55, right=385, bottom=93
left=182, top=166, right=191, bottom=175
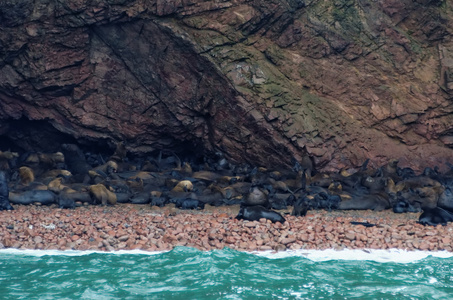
left=0, top=204, right=452, bottom=253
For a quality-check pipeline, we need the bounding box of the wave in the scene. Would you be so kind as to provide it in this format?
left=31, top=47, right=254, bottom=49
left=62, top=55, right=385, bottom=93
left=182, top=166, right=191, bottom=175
left=1, top=247, right=452, bottom=263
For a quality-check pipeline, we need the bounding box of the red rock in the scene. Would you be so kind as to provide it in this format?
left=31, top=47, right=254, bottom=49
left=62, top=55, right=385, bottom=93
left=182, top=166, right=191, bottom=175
left=419, top=242, right=430, bottom=250
left=71, top=235, right=80, bottom=242
left=345, top=232, right=356, bottom=241
left=280, top=237, right=296, bottom=245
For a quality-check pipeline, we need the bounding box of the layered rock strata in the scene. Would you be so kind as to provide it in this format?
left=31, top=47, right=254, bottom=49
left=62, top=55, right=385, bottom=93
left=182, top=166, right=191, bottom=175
left=1, top=0, right=453, bottom=172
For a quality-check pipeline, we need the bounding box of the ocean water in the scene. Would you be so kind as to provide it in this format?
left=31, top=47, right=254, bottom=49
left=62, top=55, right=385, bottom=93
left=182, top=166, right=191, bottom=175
left=0, top=247, right=453, bottom=299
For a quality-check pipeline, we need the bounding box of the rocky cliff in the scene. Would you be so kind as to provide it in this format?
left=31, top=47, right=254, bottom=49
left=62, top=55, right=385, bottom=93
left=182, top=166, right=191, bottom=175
left=1, top=0, right=452, bottom=172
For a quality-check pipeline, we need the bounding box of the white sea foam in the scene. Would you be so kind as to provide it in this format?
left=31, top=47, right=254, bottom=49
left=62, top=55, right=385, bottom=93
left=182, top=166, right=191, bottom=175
left=0, top=248, right=165, bottom=257
left=252, top=248, right=453, bottom=263
left=0, top=247, right=452, bottom=263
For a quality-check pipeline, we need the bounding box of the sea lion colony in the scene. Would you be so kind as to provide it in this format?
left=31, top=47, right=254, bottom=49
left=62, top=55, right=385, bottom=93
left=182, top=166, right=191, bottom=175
left=1, top=143, right=453, bottom=227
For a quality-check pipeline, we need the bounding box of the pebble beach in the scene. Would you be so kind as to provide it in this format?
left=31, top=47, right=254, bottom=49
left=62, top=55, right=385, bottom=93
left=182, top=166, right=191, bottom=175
left=1, top=204, right=451, bottom=253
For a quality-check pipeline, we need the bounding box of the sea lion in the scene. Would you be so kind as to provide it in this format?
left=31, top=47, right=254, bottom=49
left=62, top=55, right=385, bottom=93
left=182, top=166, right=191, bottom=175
left=415, top=186, right=444, bottom=209
left=58, top=194, right=75, bottom=209
left=438, top=187, right=453, bottom=211
left=110, top=141, right=127, bottom=163
left=171, top=180, right=193, bottom=193
left=350, top=221, right=376, bottom=227
left=60, top=189, right=92, bottom=204
left=48, top=177, right=65, bottom=193
left=236, top=205, right=286, bottom=224
left=18, top=166, right=35, bottom=186
left=129, top=192, right=150, bottom=204
left=150, top=196, right=167, bottom=207
left=9, top=190, right=57, bottom=205
left=0, top=171, right=13, bottom=210
left=61, top=144, right=91, bottom=176
left=292, top=196, right=309, bottom=217
left=178, top=199, right=205, bottom=210
left=418, top=207, right=453, bottom=226
left=0, top=150, right=18, bottom=171
left=89, top=183, right=117, bottom=205
left=243, top=186, right=270, bottom=208
left=393, top=199, right=421, bottom=213
left=93, top=160, right=118, bottom=177
left=338, top=192, right=390, bottom=211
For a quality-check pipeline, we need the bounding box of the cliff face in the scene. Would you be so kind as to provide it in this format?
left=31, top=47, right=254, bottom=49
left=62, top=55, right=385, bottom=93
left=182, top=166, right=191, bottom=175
left=1, top=0, right=452, bottom=172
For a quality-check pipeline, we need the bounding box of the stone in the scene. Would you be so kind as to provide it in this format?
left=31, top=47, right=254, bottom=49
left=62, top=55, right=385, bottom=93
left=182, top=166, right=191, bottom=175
left=0, top=0, right=452, bottom=172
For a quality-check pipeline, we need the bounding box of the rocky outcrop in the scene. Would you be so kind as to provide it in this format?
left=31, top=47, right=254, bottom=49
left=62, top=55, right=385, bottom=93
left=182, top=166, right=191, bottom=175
left=0, top=0, right=453, bottom=172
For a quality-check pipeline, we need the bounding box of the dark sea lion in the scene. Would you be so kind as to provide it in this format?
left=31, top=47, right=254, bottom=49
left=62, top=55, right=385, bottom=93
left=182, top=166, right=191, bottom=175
left=338, top=192, right=390, bottom=211
left=0, top=151, right=18, bottom=172
left=418, top=207, right=453, bottom=226
left=292, top=196, right=309, bottom=217
left=110, top=141, right=127, bottom=163
left=61, top=144, right=91, bottom=176
left=438, top=187, right=453, bottom=211
left=236, top=205, right=286, bottom=224
left=179, top=199, right=205, bottom=210
left=129, top=192, right=150, bottom=204
left=0, top=171, right=13, bottom=210
left=9, top=190, right=57, bottom=205
left=150, top=196, right=167, bottom=207
left=393, top=199, right=421, bottom=213
left=243, top=186, right=270, bottom=208
left=115, top=192, right=131, bottom=203
left=58, top=194, right=75, bottom=209
left=350, top=221, right=376, bottom=227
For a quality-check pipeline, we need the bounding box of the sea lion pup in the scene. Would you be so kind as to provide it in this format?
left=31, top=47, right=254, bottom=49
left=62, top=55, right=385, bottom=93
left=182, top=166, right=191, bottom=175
left=418, top=207, right=453, bottom=226
left=89, top=183, right=117, bottom=205
left=236, top=205, right=286, bottom=224
left=0, top=171, right=13, bottom=210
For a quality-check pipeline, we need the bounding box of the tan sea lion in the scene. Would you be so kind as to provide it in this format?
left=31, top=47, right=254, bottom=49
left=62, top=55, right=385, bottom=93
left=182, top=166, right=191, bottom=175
left=89, top=183, right=117, bottom=205
left=171, top=180, right=193, bottom=193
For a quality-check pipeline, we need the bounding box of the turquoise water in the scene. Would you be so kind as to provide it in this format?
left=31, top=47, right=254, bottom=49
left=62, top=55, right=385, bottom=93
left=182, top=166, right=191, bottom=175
left=0, top=247, right=452, bottom=299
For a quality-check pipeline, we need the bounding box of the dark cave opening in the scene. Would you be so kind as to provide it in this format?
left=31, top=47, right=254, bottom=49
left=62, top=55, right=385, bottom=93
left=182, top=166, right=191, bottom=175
left=0, top=119, right=78, bottom=153
left=0, top=118, right=210, bottom=167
